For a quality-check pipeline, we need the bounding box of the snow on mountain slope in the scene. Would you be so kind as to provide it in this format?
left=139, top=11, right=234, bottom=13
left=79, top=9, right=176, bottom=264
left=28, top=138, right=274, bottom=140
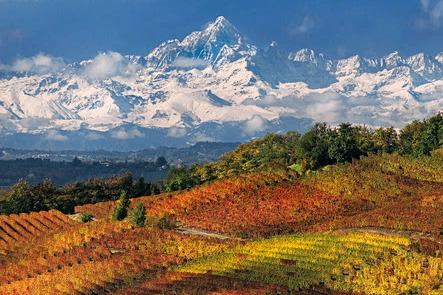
left=1, top=16, right=443, bottom=150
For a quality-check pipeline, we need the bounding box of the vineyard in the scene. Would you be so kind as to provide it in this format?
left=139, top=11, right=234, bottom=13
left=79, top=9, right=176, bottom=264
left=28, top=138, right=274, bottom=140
left=177, top=231, right=443, bottom=294
left=1, top=150, right=443, bottom=294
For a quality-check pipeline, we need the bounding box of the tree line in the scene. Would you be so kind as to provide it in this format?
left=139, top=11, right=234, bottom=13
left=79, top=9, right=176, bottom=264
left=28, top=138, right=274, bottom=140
left=163, top=112, right=443, bottom=191
left=0, top=156, right=168, bottom=187
left=0, top=172, right=160, bottom=215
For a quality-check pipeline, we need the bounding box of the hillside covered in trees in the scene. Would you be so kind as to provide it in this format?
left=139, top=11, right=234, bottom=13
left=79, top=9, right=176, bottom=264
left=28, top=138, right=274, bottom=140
left=0, top=112, right=443, bottom=294
left=163, top=112, right=443, bottom=191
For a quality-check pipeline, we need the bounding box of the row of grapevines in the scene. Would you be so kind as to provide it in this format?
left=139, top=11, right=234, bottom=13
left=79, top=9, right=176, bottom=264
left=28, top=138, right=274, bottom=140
left=0, top=210, right=76, bottom=254
left=176, top=231, right=443, bottom=295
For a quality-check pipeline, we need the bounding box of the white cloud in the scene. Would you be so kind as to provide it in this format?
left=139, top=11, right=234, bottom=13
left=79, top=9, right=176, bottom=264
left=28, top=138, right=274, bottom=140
left=84, top=132, right=104, bottom=140
left=191, top=132, right=216, bottom=142
left=173, top=57, right=209, bottom=68
left=167, top=127, right=187, bottom=138
left=421, top=0, right=431, bottom=12
left=431, top=1, right=443, bottom=26
left=243, top=95, right=280, bottom=107
left=242, top=115, right=267, bottom=135
left=418, top=0, right=443, bottom=28
left=45, top=130, right=68, bottom=141
left=8, top=53, right=66, bottom=74
left=291, top=16, right=315, bottom=34
left=303, top=92, right=343, bottom=123
left=111, top=128, right=144, bottom=140
left=83, top=51, right=142, bottom=79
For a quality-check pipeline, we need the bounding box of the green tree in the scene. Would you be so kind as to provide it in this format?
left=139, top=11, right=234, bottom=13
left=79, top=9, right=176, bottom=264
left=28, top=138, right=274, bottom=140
left=397, top=120, right=426, bottom=155
left=105, top=172, right=134, bottom=200
left=133, top=176, right=150, bottom=197
left=417, top=113, right=443, bottom=155
left=150, top=184, right=160, bottom=195
left=112, top=190, right=130, bottom=221
left=353, top=125, right=375, bottom=154
left=131, top=203, right=146, bottom=227
left=31, top=178, right=59, bottom=211
left=163, top=166, right=194, bottom=192
left=296, top=122, right=331, bottom=171
left=327, top=122, right=360, bottom=163
left=373, top=126, right=397, bottom=153
left=5, top=180, right=34, bottom=214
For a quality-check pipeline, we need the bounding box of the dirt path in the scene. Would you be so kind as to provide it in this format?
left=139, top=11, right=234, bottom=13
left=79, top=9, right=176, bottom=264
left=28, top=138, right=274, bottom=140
left=175, top=226, right=232, bottom=240
left=177, top=224, right=443, bottom=246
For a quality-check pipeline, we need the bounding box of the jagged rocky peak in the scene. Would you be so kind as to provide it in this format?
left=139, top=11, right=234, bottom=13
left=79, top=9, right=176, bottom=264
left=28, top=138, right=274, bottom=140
left=288, top=48, right=333, bottom=71
left=289, top=48, right=317, bottom=63
left=435, top=52, right=443, bottom=64
left=406, top=52, right=428, bottom=67
left=406, top=52, right=443, bottom=81
left=145, top=16, right=254, bottom=69
left=126, top=55, right=147, bottom=66
left=265, top=41, right=284, bottom=56
left=383, top=51, right=404, bottom=67
left=181, top=16, right=245, bottom=49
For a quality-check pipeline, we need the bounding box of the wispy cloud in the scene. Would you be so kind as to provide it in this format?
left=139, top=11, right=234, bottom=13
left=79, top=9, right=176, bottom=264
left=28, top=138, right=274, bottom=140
left=82, top=51, right=142, bottom=79
left=421, top=0, right=431, bottom=12
left=12, top=53, right=66, bottom=73
left=290, top=16, right=315, bottom=34
left=241, top=91, right=402, bottom=127
left=0, top=53, right=65, bottom=74
left=418, top=0, right=443, bottom=28
left=111, top=127, right=144, bottom=140
left=45, top=130, right=68, bottom=141
left=83, top=132, right=105, bottom=140
left=191, top=132, right=216, bottom=142
left=242, top=115, right=267, bottom=135
left=167, top=127, right=187, bottom=138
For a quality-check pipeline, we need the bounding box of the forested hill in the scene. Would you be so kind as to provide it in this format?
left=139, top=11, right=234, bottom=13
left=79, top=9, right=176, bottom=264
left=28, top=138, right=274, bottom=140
left=163, top=112, right=443, bottom=191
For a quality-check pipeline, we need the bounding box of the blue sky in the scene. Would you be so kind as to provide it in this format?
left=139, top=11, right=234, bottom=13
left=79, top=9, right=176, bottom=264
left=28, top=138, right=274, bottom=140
left=0, top=0, right=442, bottom=64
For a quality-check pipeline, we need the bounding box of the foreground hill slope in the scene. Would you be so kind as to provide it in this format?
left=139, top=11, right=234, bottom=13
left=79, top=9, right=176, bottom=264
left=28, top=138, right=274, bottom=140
left=1, top=149, right=443, bottom=294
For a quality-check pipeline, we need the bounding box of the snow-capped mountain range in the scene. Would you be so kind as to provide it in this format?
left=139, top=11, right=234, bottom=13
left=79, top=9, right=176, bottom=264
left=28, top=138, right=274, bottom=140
left=1, top=16, right=443, bottom=151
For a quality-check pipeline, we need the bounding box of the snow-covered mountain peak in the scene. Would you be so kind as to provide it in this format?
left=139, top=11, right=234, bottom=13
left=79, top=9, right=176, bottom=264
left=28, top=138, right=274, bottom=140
left=290, top=48, right=315, bottom=62
left=289, top=48, right=328, bottom=65
left=406, top=52, right=443, bottom=81
left=383, top=51, right=404, bottom=67
left=435, top=52, right=443, bottom=64
left=209, top=16, right=237, bottom=35
left=145, top=16, right=255, bottom=69
left=2, top=16, right=443, bottom=150
left=181, top=16, right=245, bottom=49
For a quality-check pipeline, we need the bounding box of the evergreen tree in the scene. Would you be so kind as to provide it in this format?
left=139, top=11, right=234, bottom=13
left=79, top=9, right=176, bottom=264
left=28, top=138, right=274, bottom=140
left=112, top=190, right=130, bottom=221
left=131, top=203, right=146, bottom=227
